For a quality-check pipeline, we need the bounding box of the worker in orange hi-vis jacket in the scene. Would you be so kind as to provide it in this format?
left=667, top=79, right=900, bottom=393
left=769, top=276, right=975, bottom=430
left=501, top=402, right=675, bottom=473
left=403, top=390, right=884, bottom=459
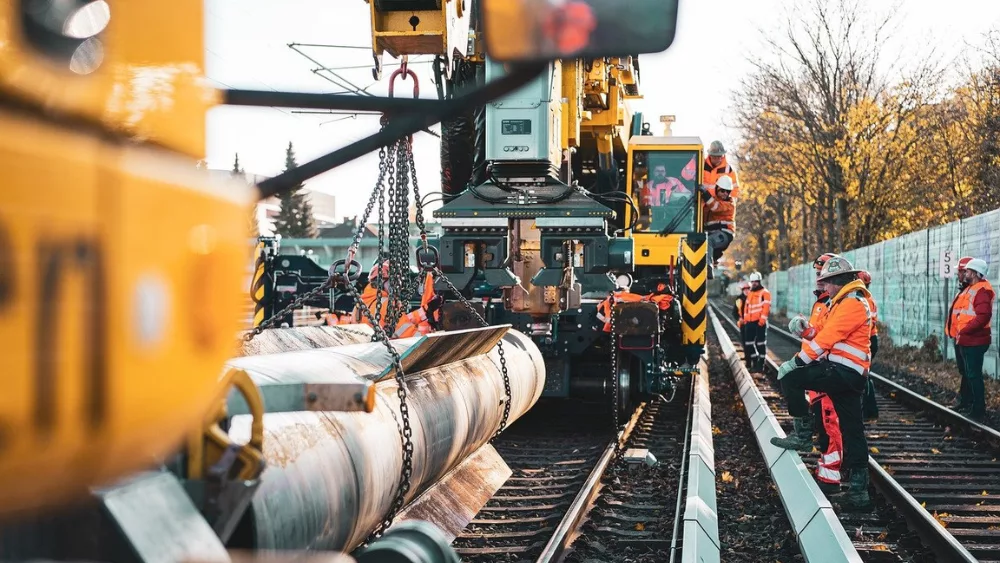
left=789, top=253, right=841, bottom=494
left=772, top=256, right=873, bottom=511
left=740, top=272, right=770, bottom=373
left=703, top=140, right=741, bottom=198
left=355, top=260, right=443, bottom=338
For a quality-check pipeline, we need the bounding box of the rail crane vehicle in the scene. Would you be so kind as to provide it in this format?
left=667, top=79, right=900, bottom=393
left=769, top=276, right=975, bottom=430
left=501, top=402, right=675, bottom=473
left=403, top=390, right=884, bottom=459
left=1, top=0, right=681, bottom=560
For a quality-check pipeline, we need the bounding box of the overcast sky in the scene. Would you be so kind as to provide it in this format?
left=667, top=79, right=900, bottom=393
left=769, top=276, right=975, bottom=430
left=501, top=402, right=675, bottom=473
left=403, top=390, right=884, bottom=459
left=205, top=0, right=1000, bottom=221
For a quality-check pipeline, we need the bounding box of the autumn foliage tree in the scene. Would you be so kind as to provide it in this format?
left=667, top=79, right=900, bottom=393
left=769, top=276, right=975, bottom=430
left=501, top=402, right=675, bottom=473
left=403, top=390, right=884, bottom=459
left=730, top=0, right=1000, bottom=273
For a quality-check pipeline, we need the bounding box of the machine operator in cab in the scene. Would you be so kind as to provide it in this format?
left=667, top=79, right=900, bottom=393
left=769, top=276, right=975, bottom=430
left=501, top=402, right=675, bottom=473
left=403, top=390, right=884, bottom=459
left=771, top=256, right=874, bottom=510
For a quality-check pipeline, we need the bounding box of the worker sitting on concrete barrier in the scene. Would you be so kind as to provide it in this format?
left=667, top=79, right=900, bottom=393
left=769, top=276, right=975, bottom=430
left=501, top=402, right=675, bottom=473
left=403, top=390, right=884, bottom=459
left=772, top=256, right=873, bottom=511
left=741, top=272, right=770, bottom=373
left=788, top=252, right=841, bottom=494
left=946, top=257, right=994, bottom=421
left=857, top=270, right=880, bottom=421
left=356, top=260, right=443, bottom=337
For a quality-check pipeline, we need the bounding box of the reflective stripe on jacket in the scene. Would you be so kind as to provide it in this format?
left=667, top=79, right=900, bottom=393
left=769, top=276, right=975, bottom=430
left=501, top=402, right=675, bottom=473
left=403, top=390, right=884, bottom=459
left=742, top=288, right=771, bottom=324
left=796, top=280, right=873, bottom=375
left=703, top=156, right=741, bottom=198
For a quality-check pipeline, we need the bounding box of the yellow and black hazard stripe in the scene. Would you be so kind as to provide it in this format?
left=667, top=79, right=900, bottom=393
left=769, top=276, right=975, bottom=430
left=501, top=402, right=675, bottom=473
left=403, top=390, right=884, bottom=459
left=250, top=240, right=268, bottom=327
left=681, top=233, right=707, bottom=345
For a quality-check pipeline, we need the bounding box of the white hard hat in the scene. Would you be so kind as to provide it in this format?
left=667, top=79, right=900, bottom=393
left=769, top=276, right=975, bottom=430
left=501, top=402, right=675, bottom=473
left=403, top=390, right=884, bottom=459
left=966, top=258, right=989, bottom=276
left=817, top=256, right=860, bottom=281
left=748, top=272, right=762, bottom=282
left=715, top=176, right=734, bottom=192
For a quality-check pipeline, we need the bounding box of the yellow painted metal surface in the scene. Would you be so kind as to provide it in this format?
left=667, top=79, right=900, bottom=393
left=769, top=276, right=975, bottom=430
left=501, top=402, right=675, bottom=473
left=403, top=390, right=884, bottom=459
left=0, top=0, right=216, bottom=158
left=624, top=137, right=704, bottom=266
left=0, top=109, right=254, bottom=517
left=681, top=236, right=708, bottom=344
left=369, top=0, right=471, bottom=59
left=560, top=60, right=583, bottom=150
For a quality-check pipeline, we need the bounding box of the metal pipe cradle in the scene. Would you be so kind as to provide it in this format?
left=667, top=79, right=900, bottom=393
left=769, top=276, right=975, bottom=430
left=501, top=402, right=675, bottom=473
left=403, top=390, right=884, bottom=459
left=226, top=325, right=545, bottom=552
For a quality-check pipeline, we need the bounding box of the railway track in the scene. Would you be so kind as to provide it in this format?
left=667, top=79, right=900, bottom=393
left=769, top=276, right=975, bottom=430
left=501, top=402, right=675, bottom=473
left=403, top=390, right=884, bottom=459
left=710, top=298, right=1000, bottom=562
left=454, top=365, right=718, bottom=563
left=452, top=399, right=637, bottom=562
left=564, top=383, right=692, bottom=562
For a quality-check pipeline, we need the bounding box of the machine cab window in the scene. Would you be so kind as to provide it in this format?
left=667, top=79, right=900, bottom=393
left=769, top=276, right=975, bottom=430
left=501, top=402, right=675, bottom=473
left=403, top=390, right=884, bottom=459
left=631, top=149, right=699, bottom=233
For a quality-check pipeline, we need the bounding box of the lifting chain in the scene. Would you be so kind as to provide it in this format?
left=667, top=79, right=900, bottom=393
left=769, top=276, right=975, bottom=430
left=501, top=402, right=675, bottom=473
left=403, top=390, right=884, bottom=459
left=610, top=295, right=619, bottom=435
left=609, top=299, right=630, bottom=466
left=401, top=125, right=513, bottom=439
left=431, top=269, right=512, bottom=439
left=358, top=136, right=415, bottom=546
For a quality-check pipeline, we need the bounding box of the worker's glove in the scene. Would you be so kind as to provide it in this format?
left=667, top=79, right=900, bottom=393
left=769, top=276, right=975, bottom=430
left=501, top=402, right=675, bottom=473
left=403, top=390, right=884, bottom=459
left=788, top=315, right=809, bottom=337
left=776, top=359, right=797, bottom=380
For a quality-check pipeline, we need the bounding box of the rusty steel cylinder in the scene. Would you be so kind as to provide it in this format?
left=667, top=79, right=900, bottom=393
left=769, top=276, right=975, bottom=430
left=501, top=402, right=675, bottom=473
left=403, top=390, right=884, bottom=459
left=225, top=328, right=544, bottom=552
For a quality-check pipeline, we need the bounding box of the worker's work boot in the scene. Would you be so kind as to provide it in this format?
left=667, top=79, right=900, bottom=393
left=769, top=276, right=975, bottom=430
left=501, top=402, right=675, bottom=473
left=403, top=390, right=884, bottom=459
left=770, top=417, right=814, bottom=452
left=832, top=469, right=872, bottom=511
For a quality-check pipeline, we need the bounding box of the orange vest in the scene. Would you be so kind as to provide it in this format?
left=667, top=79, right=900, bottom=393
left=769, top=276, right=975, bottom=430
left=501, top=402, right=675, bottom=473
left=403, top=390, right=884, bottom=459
left=797, top=281, right=873, bottom=375
left=742, top=288, right=771, bottom=323
left=947, top=280, right=994, bottom=338
left=703, top=186, right=736, bottom=234
left=703, top=156, right=740, bottom=198
left=356, top=273, right=438, bottom=338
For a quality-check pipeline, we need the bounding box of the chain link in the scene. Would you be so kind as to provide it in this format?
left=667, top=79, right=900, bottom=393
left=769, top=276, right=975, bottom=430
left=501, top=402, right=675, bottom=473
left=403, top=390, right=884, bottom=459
left=610, top=294, right=619, bottom=435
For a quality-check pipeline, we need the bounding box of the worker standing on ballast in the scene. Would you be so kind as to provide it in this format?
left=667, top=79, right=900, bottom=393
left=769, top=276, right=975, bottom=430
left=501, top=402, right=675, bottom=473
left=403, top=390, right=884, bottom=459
left=771, top=256, right=873, bottom=510
left=741, top=272, right=770, bottom=372
left=788, top=253, right=841, bottom=493
left=946, top=257, right=994, bottom=421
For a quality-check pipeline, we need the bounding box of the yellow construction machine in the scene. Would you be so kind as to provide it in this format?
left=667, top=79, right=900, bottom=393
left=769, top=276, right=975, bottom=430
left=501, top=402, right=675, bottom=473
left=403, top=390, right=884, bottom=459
left=0, top=0, right=678, bottom=560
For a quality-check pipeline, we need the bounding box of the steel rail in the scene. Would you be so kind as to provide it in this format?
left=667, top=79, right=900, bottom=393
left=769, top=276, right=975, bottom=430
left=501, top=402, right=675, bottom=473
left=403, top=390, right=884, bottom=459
left=533, top=401, right=649, bottom=562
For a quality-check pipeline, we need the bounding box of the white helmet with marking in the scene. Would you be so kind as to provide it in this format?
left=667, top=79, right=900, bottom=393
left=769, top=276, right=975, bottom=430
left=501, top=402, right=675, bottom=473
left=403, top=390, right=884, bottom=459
left=966, top=258, right=989, bottom=277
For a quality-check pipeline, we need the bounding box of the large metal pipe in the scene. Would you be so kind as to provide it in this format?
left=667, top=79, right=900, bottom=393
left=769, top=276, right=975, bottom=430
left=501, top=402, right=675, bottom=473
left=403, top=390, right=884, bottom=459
left=225, top=328, right=545, bottom=552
